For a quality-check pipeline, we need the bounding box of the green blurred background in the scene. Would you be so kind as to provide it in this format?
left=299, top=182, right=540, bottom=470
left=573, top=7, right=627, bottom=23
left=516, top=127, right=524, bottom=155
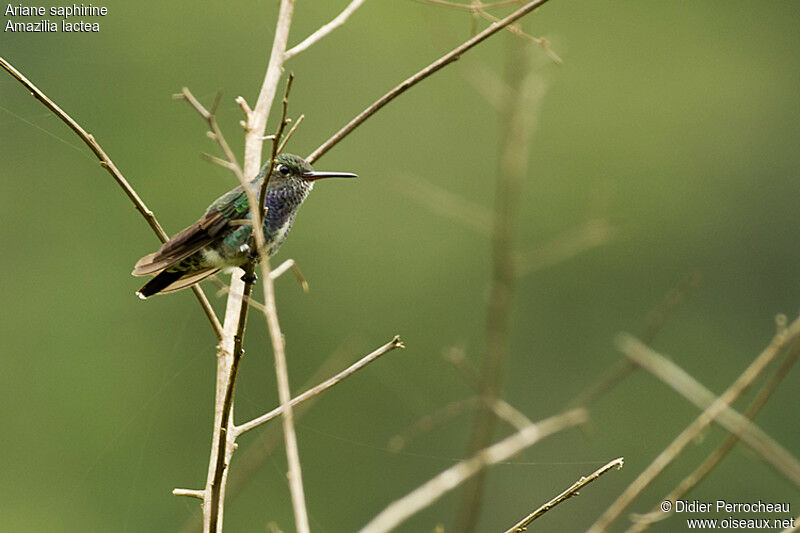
left=1, top=1, right=798, bottom=531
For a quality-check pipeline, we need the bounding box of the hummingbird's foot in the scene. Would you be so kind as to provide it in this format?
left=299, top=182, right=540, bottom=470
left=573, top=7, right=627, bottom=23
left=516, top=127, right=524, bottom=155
left=240, top=270, right=258, bottom=284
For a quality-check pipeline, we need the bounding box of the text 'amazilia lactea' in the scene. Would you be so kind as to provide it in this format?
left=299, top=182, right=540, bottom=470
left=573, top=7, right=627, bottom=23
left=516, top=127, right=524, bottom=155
left=132, top=154, right=357, bottom=298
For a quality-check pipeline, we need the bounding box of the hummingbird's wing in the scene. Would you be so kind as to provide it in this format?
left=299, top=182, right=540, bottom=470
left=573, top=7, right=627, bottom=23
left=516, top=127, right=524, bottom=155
left=132, top=186, right=250, bottom=276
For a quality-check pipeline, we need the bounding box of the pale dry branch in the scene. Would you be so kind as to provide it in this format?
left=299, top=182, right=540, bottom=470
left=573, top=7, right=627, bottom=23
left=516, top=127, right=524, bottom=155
left=173, top=488, right=205, bottom=500
left=625, top=341, right=800, bottom=533
left=359, top=409, right=587, bottom=533
left=618, top=334, right=800, bottom=486
left=285, top=0, right=367, bottom=59
left=307, top=0, right=554, bottom=164
left=504, top=457, right=624, bottom=532
left=234, top=336, right=404, bottom=436
left=414, top=0, right=527, bottom=11
left=586, top=315, right=800, bottom=533
left=176, top=88, right=245, bottom=184
left=414, top=0, right=560, bottom=62
left=0, top=56, right=223, bottom=340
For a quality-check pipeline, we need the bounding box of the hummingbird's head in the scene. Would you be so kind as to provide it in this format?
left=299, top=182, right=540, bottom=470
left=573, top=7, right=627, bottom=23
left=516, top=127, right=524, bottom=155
left=268, top=153, right=357, bottom=190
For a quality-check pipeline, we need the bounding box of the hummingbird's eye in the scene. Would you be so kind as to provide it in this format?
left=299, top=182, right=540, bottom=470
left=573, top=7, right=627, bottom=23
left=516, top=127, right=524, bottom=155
left=278, top=164, right=290, bottom=176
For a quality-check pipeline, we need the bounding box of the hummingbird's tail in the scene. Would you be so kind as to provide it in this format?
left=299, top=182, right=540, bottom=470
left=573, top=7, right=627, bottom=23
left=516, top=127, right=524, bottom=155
left=136, top=267, right=219, bottom=299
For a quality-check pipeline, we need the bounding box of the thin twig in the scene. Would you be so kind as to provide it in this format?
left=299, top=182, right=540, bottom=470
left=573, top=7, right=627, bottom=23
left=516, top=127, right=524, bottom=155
left=0, top=56, right=223, bottom=340
left=257, top=74, right=294, bottom=226
left=285, top=0, right=367, bottom=59
left=618, top=334, right=800, bottom=486
left=504, top=457, right=624, bottom=532
left=625, top=340, right=800, bottom=533
left=173, top=488, right=205, bottom=500
left=306, top=0, right=553, bottom=164
left=234, top=336, right=404, bottom=436
left=414, top=0, right=528, bottom=11
left=586, top=315, right=800, bottom=533
left=277, top=114, right=305, bottom=154
left=358, top=408, right=587, bottom=533
left=176, top=88, right=245, bottom=183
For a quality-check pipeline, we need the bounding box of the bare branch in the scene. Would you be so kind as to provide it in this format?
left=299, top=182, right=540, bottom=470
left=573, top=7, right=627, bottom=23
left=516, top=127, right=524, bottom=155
left=176, top=88, right=245, bottom=183
left=504, top=457, right=624, bottom=532
left=203, top=2, right=298, bottom=532
left=624, top=341, right=800, bottom=532
left=306, top=0, right=553, bottom=164
left=618, top=334, right=800, bottom=486
left=285, top=0, right=367, bottom=59
left=173, top=488, right=205, bottom=500
left=358, top=409, right=587, bottom=533
left=234, top=336, right=404, bottom=436
left=586, top=315, right=800, bottom=533
left=0, top=56, right=223, bottom=340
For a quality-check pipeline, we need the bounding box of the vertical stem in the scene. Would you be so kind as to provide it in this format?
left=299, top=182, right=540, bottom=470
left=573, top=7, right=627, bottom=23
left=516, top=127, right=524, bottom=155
left=204, top=2, right=297, bottom=532
left=205, top=266, right=255, bottom=533
left=454, top=36, right=545, bottom=532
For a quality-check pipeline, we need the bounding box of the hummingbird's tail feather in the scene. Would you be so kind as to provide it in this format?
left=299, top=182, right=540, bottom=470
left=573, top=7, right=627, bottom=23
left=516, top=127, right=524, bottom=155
left=136, top=267, right=220, bottom=299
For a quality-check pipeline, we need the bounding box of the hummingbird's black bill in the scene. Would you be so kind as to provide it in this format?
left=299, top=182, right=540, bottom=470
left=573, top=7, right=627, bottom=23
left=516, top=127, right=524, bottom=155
left=302, top=171, right=357, bottom=182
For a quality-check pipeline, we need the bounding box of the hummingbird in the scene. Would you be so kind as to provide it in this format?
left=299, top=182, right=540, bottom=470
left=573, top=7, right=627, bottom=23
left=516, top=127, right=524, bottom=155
left=132, top=153, right=357, bottom=299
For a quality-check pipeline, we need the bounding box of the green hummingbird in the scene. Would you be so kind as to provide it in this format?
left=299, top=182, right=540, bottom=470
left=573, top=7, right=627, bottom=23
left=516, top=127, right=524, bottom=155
left=132, top=153, right=356, bottom=299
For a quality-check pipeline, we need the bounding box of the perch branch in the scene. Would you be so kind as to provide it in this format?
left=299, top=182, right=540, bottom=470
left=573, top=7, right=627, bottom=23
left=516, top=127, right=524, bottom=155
left=504, top=457, right=624, bottom=532
left=200, top=2, right=298, bottom=532
left=0, top=56, right=223, bottom=340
